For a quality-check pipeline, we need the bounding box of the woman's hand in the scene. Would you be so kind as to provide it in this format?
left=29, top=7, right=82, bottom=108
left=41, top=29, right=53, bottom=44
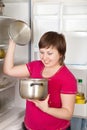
left=9, top=38, right=16, bottom=44
left=28, top=94, right=76, bottom=120
left=28, top=95, right=50, bottom=112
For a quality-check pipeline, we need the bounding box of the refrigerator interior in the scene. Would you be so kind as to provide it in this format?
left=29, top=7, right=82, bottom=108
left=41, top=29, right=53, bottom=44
left=0, top=63, right=26, bottom=130
left=1, top=0, right=30, bottom=106
left=0, top=1, right=30, bottom=129
left=31, top=0, right=87, bottom=118
left=3, top=1, right=30, bottom=63
left=68, top=66, right=87, bottom=118
left=65, top=32, right=87, bottom=65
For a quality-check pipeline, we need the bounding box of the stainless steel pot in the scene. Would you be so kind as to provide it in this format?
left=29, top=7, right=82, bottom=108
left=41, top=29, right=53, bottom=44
left=8, top=20, right=31, bottom=46
left=19, top=78, right=48, bottom=100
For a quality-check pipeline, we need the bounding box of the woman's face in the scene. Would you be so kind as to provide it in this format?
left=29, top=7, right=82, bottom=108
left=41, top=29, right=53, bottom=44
left=39, top=46, right=61, bottom=68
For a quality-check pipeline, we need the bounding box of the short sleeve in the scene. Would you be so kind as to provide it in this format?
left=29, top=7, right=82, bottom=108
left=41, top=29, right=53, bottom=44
left=61, top=76, right=77, bottom=94
left=26, top=60, right=44, bottom=78
left=60, top=67, right=77, bottom=94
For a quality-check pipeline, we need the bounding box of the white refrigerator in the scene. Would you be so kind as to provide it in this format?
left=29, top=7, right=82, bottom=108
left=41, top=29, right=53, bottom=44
left=30, top=0, right=87, bottom=119
left=30, top=1, right=87, bottom=130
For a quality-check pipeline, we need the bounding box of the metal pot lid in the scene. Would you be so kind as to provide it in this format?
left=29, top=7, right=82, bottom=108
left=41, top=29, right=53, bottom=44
left=0, top=16, right=16, bottom=44
left=8, top=20, right=31, bottom=46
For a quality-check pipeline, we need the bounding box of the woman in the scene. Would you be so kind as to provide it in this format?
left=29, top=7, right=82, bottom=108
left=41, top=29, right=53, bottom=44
left=3, top=31, right=77, bottom=130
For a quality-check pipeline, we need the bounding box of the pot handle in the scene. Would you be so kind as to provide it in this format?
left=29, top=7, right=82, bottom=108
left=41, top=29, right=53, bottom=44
left=30, top=83, right=43, bottom=86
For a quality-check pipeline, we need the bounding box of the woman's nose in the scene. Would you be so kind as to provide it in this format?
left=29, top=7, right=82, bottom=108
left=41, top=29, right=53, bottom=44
left=42, top=54, right=48, bottom=60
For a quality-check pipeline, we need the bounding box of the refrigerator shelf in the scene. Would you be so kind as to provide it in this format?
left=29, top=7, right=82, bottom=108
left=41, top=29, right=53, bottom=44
left=73, top=103, right=87, bottom=118
left=0, top=81, right=16, bottom=92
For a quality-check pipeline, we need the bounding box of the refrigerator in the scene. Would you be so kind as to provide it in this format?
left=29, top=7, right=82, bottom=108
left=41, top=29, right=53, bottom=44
left=30, top=0, right=87, bottom=130
left=0, top=0, right=87, bottom=130
left=0, top=0, right=31, bottom=129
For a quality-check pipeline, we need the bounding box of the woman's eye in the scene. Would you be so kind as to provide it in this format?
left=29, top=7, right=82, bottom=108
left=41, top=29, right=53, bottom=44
left=40, top=52, right=44, bottom=54
left=40, top=51, right=53, bottom=55
left=48, top=52, right=53, bottom=55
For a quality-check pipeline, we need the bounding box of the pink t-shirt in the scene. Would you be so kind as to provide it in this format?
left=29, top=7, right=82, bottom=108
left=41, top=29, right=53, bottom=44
left=24, top=60, right=77, bottom=130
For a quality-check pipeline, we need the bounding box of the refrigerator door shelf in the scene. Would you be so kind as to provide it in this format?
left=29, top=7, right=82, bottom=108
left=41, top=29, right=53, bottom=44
left=73, top=103, right=87, bottom=118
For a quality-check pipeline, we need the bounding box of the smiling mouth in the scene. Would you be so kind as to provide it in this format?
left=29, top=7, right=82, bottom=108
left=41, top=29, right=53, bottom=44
left=44, top=62, right=50, bottom=65
left=43, top=61, right=48, bottom=63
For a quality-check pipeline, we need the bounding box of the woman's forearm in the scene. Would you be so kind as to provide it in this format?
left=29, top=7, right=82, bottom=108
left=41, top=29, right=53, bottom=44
left=3, top=39, right=16, bottom=75
left=46, top=107, right=73, bottom=120
left=32, top=94, right=75, bottom=121
left=45, top=95, right=75, bottom=120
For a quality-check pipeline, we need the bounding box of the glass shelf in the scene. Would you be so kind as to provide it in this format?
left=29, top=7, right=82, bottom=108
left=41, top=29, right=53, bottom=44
left=0, top=58, right=4, bottom=62
left=3, top=0, right=28, bottom=3
left=66, top=64, right=87, bottom=70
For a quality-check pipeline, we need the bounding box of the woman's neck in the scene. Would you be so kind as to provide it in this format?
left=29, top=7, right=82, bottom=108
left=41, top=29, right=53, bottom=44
left=42, top=64, right=62, bottom=78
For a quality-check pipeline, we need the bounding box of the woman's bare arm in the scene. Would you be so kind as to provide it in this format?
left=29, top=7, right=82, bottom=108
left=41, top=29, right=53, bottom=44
left=3, top=39, right=29, bottom=78
left=46, top=94, right=76, bottom=120
left=29, top=94, right=76, bottom=120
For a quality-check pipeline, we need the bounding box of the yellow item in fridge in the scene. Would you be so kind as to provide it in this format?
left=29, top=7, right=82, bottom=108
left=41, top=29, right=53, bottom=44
left=0, top=48, right=5, bottom=58
left=75, top=99, right=86, bottom=104
left=76, top=93, right=85, bottom=100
